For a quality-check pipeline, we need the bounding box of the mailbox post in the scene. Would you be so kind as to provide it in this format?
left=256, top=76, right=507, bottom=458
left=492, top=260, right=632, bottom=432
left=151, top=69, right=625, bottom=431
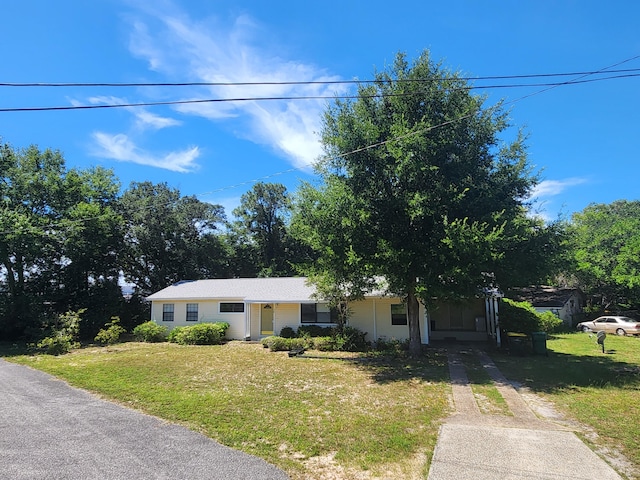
left=596, top=331, right=606, bottom=353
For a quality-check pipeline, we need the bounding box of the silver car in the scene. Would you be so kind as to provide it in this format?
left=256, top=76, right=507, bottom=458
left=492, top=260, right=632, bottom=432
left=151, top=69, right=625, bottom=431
left=576, top=316, right=640, bottom=336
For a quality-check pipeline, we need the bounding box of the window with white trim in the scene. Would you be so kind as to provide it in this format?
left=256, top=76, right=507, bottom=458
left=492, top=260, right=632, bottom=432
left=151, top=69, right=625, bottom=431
left=162, top=303, right=174, bottom=322
left=220, top=302, right=244, bottom=313
left=186, top=303, right=198, bottom=322
left=391, top=304, right=407, bottom=325
left=301, top=303, right=338, bottom=323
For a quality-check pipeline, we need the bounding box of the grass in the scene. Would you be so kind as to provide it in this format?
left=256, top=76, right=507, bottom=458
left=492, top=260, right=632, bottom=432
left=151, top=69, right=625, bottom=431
left=457, top=350, right=511, bottom=416
left=5, top=342, right=450, bottom=479
left=490, top=332, right=640, bottom=474
left=5, top=333, right=640, bottom=478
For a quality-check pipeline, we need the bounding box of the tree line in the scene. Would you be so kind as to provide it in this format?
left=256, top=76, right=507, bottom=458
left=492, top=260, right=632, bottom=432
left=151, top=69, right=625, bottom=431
left=0, top=144, right=308, bottom=340
left=2, top=50, right=637, bottom=352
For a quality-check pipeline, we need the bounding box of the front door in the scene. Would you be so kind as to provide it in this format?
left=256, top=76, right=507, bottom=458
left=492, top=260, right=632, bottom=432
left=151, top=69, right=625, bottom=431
left=261, top=304, right=274, bottom=335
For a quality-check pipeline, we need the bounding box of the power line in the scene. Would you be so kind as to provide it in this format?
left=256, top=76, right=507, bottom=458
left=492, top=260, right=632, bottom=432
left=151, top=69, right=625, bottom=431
left=1, top=73, right=639, bottom=113
left=1, top=67, right=639, bottom=87
left=1, top=55, right=638, bottom=235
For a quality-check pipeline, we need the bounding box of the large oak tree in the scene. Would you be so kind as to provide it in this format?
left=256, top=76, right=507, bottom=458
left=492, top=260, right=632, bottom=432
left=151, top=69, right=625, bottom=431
left=297, top=51, right=549, bottom=355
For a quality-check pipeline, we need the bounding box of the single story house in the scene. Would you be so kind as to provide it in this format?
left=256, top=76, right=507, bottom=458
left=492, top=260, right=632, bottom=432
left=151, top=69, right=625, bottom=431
left=505, top=286, right=585, bottom=327
left=146, top=277, right=502, bottom=345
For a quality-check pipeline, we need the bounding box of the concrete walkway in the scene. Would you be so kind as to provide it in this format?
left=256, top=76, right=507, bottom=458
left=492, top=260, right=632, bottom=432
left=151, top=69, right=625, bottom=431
left=427, top=348, right=625, bottom=480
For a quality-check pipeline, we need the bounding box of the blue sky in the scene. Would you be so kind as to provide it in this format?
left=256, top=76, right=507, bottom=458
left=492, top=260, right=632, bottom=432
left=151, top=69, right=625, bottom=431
left=2, top=0, right=639, bottom=221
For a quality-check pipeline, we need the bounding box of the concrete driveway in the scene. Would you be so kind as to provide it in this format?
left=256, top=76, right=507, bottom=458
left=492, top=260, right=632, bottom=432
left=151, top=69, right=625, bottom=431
left=427, top=348, right=626, bottom=480
left=0, top=359, right=289, bottom=480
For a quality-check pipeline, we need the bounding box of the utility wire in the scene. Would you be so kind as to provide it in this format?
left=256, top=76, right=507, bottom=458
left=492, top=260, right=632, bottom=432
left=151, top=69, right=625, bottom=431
left=1, top=67, right=639, bottom=87
left=1, top=55, right=639, bottom=235
left=1, top=73, right=639, bottom=113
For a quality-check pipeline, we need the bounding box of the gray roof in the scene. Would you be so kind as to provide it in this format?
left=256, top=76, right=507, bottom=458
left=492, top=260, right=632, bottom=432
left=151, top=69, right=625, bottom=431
left=506, top=286, right=583, bottom=308
left=146, top=277, right=390, bottom=303
left=147, top=277, right=319, bottom=303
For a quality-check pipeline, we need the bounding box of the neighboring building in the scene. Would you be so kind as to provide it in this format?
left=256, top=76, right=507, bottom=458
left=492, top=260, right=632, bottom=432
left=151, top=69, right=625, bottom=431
left=505, top=286, right=585, bottom=327
left=146, top=277, right=502, bottom=345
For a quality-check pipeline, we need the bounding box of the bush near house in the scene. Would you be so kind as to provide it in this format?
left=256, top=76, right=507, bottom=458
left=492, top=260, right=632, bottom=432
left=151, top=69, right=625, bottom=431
left=537, top=310, right=563, bottom=333
left=500, top=298, right=564, bottom=334
left=264, top=325, right=370, bottom=352
left=278, top=326, right=296, bottom=338
left=167, top=322, right=229, bottom=345
left=296, top=325, right=334, bottom=337
left=94, top=317, right=127, bottom=345
left=261, top=336, right=308, bottom=352
left=133, top=321, right=168, bottom=342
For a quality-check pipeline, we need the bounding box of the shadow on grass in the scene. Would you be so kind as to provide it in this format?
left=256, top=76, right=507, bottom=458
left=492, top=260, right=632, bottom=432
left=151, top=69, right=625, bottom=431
left=293, top=349, right=451, bottom=385
left=490, top=347, right=640, bottom=394
left=0, top=342, right=31, bottom=357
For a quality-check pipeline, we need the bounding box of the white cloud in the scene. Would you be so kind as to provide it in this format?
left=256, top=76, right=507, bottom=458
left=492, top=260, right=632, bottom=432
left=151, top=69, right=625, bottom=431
left=91, top=132, right=200, bottom=173
left=529, top=178, right=587, bottom=199
left=126, top=3, right=347, bottom=170
left=79, top=94, right=190, bottom=171
left=85, top=96, right=182, bottom=131
left=133, top=110, right=182, bottom=130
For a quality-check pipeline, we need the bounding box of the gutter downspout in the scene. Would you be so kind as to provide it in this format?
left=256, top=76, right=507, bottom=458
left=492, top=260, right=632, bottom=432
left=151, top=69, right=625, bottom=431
left=494, top=296, right=501, bottom=348
left=373, top=298, right=377, bottom=342
left=244, top=302, right=250, bottom=341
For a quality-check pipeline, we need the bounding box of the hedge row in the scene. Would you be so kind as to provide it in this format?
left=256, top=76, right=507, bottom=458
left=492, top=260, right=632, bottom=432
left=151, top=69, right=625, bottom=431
left=262, top=326, right=369, bottom=352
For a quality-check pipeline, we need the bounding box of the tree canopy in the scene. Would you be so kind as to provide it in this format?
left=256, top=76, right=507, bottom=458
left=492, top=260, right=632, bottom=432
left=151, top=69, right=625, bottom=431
left=230, top=182, right=297, bottom=277
left=567, top=200, right=640, bottom=308
left=119, top=181, right=227, bottom=296
left=294, top=50, right=552, bottom=355
left=0, top=143, right=123, bottom=338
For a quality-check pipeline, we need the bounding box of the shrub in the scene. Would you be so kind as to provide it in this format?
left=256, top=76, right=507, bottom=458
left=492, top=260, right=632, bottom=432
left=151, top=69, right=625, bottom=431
left=167, top=326, right=185, bottom=343
left=37, top=333, right=79, bottom=355
left=297, top=325, right=333, bottom=338
left=499, top=299, right=540, bottom=334
left=167, top=322, right=229, bottom=345
left=36, top=310, right=83, bottom=355
left=333, top=326, right=369, bottom=352
left=94, top=317, right=126, bottom=345
left=287, top=338, right=307, bottom=351
left=133, top=321, right=168, bottom=342
left=537, top=310, right=563, bottom=333
left=375, top=338, right=409, bottom=355
left=260, top=335, right=283, bottom=350
left=312, top=336, right=336, bottom=351
left=261, top=336, right=308, bottom=352
left=279, top=326, right=296, bottom=338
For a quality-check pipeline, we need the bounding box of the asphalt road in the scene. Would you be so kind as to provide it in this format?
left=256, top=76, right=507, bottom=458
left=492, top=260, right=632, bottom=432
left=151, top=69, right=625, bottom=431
left=0, top=359, right=289, bottom=480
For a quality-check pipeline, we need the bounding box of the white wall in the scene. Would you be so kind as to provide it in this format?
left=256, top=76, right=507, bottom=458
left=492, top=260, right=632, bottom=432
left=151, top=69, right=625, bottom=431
left=151, top=297, right=430, bottom=343
left=151, top=299, right=247, bottom=339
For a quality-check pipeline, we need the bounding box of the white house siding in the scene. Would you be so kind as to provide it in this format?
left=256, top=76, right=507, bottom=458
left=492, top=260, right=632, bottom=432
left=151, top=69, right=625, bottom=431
left=151, top=299, right=247, bottom=340
left=355, top=297, right=425, bottom=343
left=250, top=304, right=261, bottom=340
left=347, top=300, right=376, bottom=340
left=533, top=292, right=582, bottom=327
left=148, top=296, right=490, bottom=344
left=272, top=303, right=300, bottom=336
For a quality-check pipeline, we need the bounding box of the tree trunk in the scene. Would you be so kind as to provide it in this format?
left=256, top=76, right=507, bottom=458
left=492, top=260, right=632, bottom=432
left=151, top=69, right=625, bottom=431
left=407, top=286, right=422, bottom=357
left=2, top=256, right=17, bottom=297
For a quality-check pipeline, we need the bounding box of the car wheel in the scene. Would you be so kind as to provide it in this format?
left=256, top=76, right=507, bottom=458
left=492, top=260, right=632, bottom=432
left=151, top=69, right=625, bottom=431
left=581, top=326, right=590, bottom=332
left=616, top=328, right=626, bottom=336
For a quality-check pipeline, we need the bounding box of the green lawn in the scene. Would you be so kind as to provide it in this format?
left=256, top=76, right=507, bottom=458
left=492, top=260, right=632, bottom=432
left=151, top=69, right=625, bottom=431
left=491, top=332, right=640, bottom=475
left=5, top=342, right=450, bottom=480
left=4, top=333, right=640, bottom=479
